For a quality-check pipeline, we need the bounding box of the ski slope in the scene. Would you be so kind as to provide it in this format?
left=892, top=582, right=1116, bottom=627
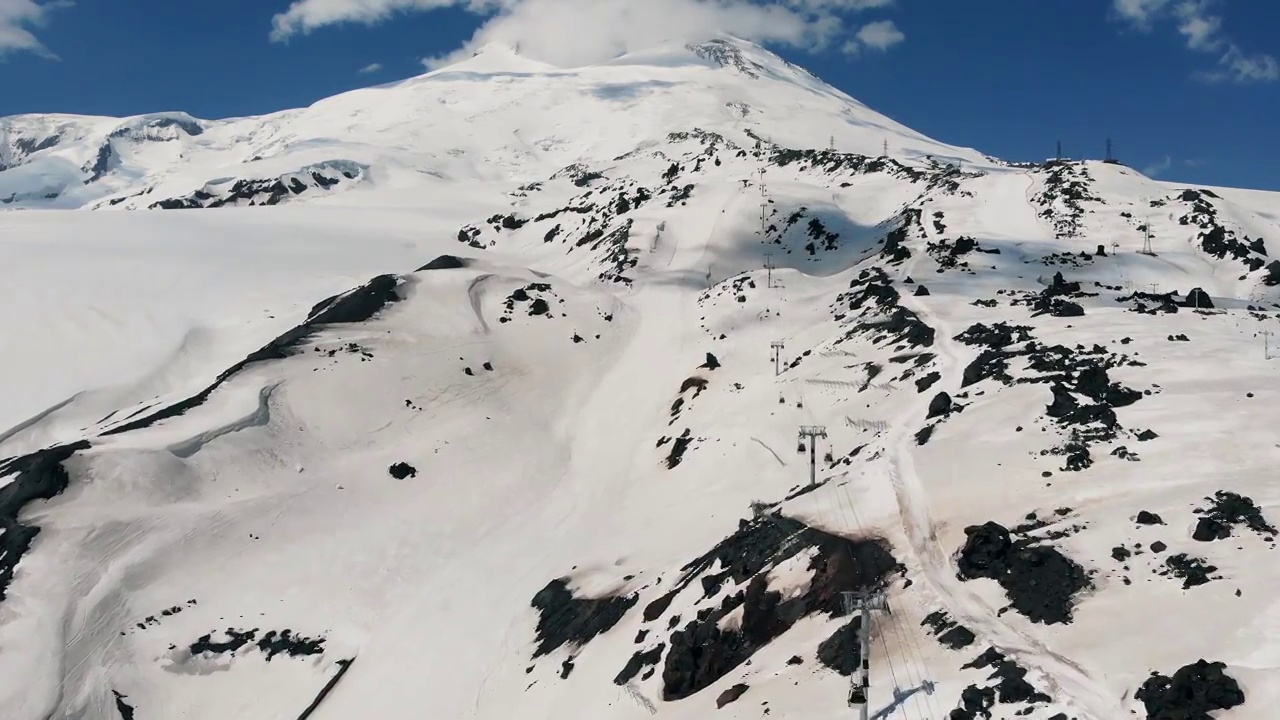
left=2, top=37, right=1278, bottom=720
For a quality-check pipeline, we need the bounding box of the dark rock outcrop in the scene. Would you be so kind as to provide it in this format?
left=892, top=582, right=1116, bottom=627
left=1135, top=659, right=1244, bottom=719
left=955, top=522, right=1089, bottom=624
left=530, top=579, right=638, bottom=659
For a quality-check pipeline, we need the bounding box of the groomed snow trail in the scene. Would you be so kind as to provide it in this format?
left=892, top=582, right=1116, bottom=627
left=879, top=206, right=1125, bottom=720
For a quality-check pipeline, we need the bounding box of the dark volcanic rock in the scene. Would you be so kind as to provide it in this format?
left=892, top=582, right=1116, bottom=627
left=388, top=462, right=417, bottom=479
left=1136, top=511, right=1165, bottom=526
left=1192, top=517, right=1231, bottom=542
left=914, top=285, right=931, bottom=296
left=927, top=392, right=953, bottom=419
left=416, top=255, right=471, bottom=271
left=915, top=371, right=941, bottom=392
left=0, top=442, right=90, bottom=603
left=1164, top=554, right=1219, bottom=588
left=113, top=691, right=136, bottom=720
left=921, top=610, right=975, bottom=650
left=716, top=683, right=749, bottom=708
left=190, top=628, right=324, bottom=660
left=659, top=515, right=899, bottom=701
left=699, top=352, right=721, bottom=370
left=955, top=522, right=1089, bottom=624
left=663, top=429, right=694, bottom=469
left=816, top=618, right=862, bottom=675
left=530, top=579, right=638, bottom=659
left=963, top=648, right=1051, bottom=706
left=1197, top=490, right=1276, bottom=538
left=615, top=644, right=665, bottom=685
left=1135, top=659, right=1244, bottom=719
left=1184, top=287, right=1213, bottom=309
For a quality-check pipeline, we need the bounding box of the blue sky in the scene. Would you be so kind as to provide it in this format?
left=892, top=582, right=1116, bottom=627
left=1, top=0, right=1277, bottom=190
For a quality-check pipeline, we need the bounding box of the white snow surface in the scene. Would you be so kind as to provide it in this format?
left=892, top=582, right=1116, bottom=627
left=1, top=37, right=1278, bottom=720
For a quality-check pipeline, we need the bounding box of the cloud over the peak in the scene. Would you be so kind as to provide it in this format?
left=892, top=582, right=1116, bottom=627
left=270, top=0, right=905, bottom=69
left=0, top=0, right=62, bottom=59
left=1111, top=0, right=1276, bottom=83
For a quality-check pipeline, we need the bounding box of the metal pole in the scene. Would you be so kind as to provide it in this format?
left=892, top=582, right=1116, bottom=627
left=859, top=603, right=871, bottom=720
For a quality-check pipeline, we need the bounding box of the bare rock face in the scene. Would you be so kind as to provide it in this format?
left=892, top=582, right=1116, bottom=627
left=1135, top=659, right=1244, bottom=719
left=715, top=683, right=749, bottom=709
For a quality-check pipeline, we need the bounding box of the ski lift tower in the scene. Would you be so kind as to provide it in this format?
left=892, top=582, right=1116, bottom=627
left=798, top=425, right=827, bottom=486
left=841, top=590, right=891, bottom=720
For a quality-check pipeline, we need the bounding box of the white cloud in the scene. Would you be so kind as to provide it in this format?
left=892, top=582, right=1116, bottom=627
left=849, top=19, right=903, bottom=52
left=271, top=0, right=905, bottom=69
left=1173, top=0, right=1221, bottom=51
left=271, top=0, right=468, bottom=41
left=1143, top=155, right=1173, bottom=177
left=1217, top=44, right=1279, bottom=82
left=1111, top=0, right=1276, bottom=83
left=0, top=0, right=62, bottom=59
left=1111, top=0, right=1173, bottom=27
left=359, top=61, right=384, bottom=73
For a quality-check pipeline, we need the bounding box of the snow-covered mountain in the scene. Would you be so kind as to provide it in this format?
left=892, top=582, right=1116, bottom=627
left=1, top=37, right=1277, bottom=720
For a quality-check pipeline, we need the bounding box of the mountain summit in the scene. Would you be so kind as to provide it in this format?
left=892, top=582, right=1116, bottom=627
left=0, top=35, right=1277, bottom=720
left=0, top=37, right=980, bottom=211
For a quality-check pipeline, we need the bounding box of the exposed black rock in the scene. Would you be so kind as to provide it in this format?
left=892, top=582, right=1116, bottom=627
left=927, top=392, right=953, bottom=419
left=835, top=268, right=935, bottom=349
left=1196, top=490, right=1276, bottom=539
left=190, top=628, right=325, bottom=660
left=817, top=618, right=862, bottom=675
left=954, top=322, right=1033, bottom=349
left=615, top=644, right=665, bottom=685
left=1192, top=517, right=1230, bottom=542
left=388, top=462, right=417, bottom=480
left=914, top=285, right=931, bottom=296
left=416, top=255, right=471, bottom=271
left=0, top=441, right=90, bottom=603
left=258, top=629, right=326, bottom=660
left=950, top=685, right=996, bottom=719
left=1135, top=659, right=1244, bottom=719
left=925, top=236, right=982, bottom=271
left=296, top=658, right=356, bottom=720
left=151, top=165, right=362, bottom=209
left=531, top=579, right=638, bottom=659
left=915, top=425, right=935, bottom=445
left=699, top=352, right=721, bottom=370
left=915, top=371, right=942, bottom=393
left=1176, top=189, right=1267, bottom=275
left=112, top=691, right=136, bottom=720
left=1183, top=287, right=1213, bottom=309
left=955, top=521, right=1089, bottom=624
left=1136, top=511, right=1165, bottom=526
left=716, top=683, right=749, bottom=708
left=661, top=429, right=694, bottom=469
left=921, top=610, right=975, bottom=650
left=1163, top=554, right=1219, bottom=588
left=103, top=275, right=402, bottom=436
left=1031, top=161, right=1102, bottom=238
left=963, top=648, right=1051, bottom=705
left=659, top=515, right=900, bottom=701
